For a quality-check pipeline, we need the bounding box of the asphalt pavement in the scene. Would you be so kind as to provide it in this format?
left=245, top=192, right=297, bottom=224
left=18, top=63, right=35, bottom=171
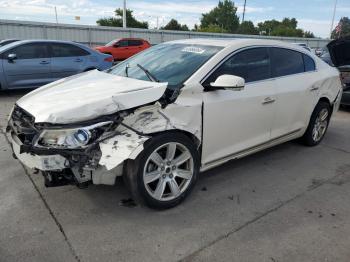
left=1, top=90, right=349, bottom=262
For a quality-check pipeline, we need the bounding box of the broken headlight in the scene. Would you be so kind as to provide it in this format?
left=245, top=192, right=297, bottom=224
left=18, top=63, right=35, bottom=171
left=35, top=121, right=112, bottom=149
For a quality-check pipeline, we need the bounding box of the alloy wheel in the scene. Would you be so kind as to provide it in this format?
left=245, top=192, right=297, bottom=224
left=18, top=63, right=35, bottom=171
left=312, top=108, right=329, bottom=142
left=143, top=142, right=194, bottom=201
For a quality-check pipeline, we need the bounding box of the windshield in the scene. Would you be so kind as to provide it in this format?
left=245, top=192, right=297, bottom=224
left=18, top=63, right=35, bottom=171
left=107, top=43, right=223, bottom=89
left=105, top=39, right=120, bottom=47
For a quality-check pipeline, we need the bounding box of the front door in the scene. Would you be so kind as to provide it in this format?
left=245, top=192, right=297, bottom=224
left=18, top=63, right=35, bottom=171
left=201, top=47, right=276, bottom=166
left=2, top=43, right=52, bottom=89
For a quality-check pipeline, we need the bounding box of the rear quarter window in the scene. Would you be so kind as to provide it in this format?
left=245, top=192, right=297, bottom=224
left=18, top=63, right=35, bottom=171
left=270, top=47, right=304, bottom=77
left=303, top=54, right=316, bottom=72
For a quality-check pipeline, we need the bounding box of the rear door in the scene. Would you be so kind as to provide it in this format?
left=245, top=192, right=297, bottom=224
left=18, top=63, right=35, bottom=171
left=2, top=42, right=52, bottom=89
left=114, top=39, right=131, bottom=60
left=128, top=39, right=144, bottom=56
left=269, top=47, right=319, bottom=139
left=49, top=43, right=90, bottom=79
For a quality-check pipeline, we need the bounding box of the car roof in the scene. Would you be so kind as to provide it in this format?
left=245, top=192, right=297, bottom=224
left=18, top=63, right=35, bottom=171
left=0, top=39, right=92, bottom=53
left=0, top=39, right=19, bottom=43
left=8, top=39, right=84, bottom=45
left=166, top=38, right=310, bottom=52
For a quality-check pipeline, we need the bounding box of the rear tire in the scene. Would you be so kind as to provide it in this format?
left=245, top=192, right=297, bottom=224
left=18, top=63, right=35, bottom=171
left=124, top=133, right=199, bottom=209
left=301, top=101, right=331, bottom=146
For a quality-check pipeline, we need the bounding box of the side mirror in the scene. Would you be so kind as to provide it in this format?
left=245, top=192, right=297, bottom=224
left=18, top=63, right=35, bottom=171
left=113, top=43, right=120, bottom=48
left=210, top=75, right=245, bottom=91
left=7, top=53, right=17, bottom=61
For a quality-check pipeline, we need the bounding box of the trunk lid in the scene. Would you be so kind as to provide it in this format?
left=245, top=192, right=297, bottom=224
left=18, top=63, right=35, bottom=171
left=327, top=37, right=350, bottom=68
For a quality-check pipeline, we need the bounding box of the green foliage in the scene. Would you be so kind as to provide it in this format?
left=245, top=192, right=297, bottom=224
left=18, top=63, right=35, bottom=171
left=257, top=18, right=315, bottom=38
left=304, top=31, right=315, bottom=38
left=199, top=24, right=227, bottom=33
left=200, top=0, right=240, bottom=33
left=97, top=8, right=148, bottom=29
left=96, top=4, right=317, bottom=38
left=161, top=19, right=189, bottom=31
left=331, top=17, right=350, bottom=39
left=237, top=21, right=259, bottom=35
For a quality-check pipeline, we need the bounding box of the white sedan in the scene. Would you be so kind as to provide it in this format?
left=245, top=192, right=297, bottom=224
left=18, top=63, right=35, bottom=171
left=7, top=39, right=342, bottom=209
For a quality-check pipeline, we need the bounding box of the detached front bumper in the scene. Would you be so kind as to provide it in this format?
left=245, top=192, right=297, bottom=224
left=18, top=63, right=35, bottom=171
left=8, top=125, right=149, bottom=187
left=7, top=105, right=151, bottom=186
left=10, top=132, right=69, bottom=171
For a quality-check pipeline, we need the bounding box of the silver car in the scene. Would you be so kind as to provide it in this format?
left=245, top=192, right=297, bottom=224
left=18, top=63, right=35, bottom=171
left=0, top=40, right=113, bottom=90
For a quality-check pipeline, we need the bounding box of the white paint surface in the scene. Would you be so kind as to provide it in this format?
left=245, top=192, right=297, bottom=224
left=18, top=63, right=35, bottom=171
left=17, top=70, right=167, bottom=123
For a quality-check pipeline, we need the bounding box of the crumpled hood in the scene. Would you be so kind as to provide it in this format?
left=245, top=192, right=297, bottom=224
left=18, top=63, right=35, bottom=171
left=327, top=37, right=350, bottom=67
left=17, top=70, right=167, bottom=124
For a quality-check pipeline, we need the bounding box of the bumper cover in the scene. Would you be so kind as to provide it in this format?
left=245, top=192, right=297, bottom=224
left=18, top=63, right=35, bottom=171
left=10, top=132, right=68, bottom=171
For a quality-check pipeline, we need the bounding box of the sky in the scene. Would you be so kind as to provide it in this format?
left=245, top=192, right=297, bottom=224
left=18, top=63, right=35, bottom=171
left=0, top=0, right=349, bottom=38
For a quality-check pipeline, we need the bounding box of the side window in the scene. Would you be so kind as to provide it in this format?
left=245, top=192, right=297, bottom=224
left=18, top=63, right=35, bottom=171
left=303, top=54, right=316, bottom=72
left=6, top=43, right=49, bottom=59
left=205, top=47, right=271, bottom=84
left=270, top=48, right=304, bottom=77
left=51, top=43, right=89, bottom=57
left=129, top=40, right=143, bottom=46
left=118, top=40, right=129, bottom=47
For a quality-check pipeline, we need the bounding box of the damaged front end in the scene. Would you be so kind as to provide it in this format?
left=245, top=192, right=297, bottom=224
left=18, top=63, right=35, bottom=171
left=6, top=66, right=203, bottom=189
left=7, top=89, right=202, bottom=189
left=6, top=104, right=151, bottom=188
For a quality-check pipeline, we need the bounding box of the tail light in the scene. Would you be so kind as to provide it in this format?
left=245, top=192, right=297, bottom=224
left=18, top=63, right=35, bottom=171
left=104, top=56, right=114, bottom=62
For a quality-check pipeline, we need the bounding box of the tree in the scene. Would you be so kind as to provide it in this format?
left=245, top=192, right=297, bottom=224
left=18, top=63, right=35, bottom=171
left=161, top=19, right=189, bottom=31
left=331, top=17, right=350, bottom=39
left=304, top=31, right=315, bottom=38
left=97, top=8, right=148, bottom=29
left=200, top=0, right=240, bottom=33
left=237, top=21, right=258, bottom=35
left=199, top=24, right=227, bottom=33
left=257, top=18, right=314, bottom=38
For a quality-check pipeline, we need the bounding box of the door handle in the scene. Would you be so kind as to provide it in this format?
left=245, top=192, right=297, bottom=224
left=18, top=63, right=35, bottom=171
left=310, top=86, right=319, bottom=92
left=75, top=58, right=82, bottom=62
left=262, top=97, right=276, bottom=105
left=40, top=61, right=50, bottom=65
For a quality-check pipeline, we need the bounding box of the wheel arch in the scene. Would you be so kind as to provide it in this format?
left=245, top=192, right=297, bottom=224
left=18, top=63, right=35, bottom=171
left=147, top=129, right=201, bottom=150
left=318, top=96, right=333, bottom=113
left=126, top=129, right=202, bottom=170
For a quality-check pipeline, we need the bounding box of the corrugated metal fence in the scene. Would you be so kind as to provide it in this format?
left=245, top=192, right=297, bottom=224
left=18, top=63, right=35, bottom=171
left=0, top=19, right=330, bottom=48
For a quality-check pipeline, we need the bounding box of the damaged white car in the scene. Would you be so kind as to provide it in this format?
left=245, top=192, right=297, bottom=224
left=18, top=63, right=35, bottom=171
left=7, top=39, right=342, bottom=209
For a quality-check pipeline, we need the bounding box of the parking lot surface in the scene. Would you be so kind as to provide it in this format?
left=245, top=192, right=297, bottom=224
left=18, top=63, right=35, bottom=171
left=1, top=90, right=350, bottom=262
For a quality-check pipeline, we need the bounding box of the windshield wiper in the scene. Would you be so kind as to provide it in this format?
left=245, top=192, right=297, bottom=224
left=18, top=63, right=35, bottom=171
left=136, top=64, right=159, bottom=82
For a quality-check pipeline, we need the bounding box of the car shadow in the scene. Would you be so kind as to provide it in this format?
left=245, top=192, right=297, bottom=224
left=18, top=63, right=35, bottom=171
left=340, top=105, right=350, bottom=112
left=0, top=89, right=32, bottom=97
left=76, top=140, right=299, bottom=211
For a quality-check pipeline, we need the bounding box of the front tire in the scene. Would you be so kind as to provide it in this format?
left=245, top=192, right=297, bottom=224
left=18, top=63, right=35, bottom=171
left=301, top=101, right=331, bottom=146
left=124, top=133, right=199, bottom=209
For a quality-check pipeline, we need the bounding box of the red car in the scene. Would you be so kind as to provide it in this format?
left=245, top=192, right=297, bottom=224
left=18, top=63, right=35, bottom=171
left=95, top=38, right=150, bottom=61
